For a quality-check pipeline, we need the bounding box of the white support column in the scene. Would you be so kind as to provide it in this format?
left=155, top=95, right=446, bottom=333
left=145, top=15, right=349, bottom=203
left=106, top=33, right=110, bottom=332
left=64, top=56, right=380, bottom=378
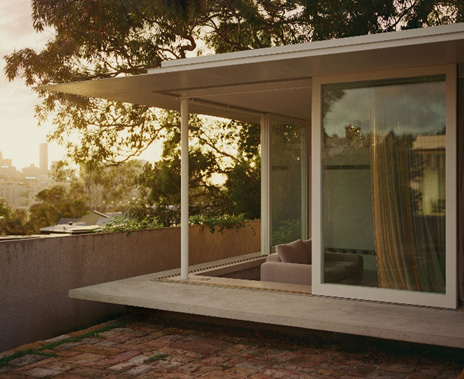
left=260, top=114, right=271, bottom=255
left=180, top=98, right=189, bottom=280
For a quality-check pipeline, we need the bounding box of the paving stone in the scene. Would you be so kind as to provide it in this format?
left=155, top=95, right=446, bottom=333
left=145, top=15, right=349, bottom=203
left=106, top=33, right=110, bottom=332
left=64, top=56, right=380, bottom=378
left=100, top=350, right=140, bottom=366
left=12, top=341, right=45, bottom=352
left=437, top=370, right=464, bottom=379
left=23, top=367, right=62, bottom=378
left=171, top=336, right=233, bottom=355
left=55, top=350, right=81, bottom=358
left=124, top=364, right=154, bottom=376
left=259, top=347, right=299, bottom=362
left=263, top=366, right=315, bottom=379
left=63, top=353, right=103, bottom=367
left=406, top=373, right=437, bottom=379
left=198, top=368, right=248, bottom=378
left=288, top=354, right=327, bottom=367
left=67, top=321, right=118, bottom=337
left=67, top=366, right=110, bottom=377
left=348, top=363, right=380, bottom=376
left=79, top=337, right=101, bottom=345
left=12, top=357, right=64, bottom=374
left=97, top=327, right=133, bottom=338
left=144, top=371, right=194, bottom=379
left=198, top=356, right=229, bottom=367
left=379, top=363, right=416, bottom=374
left=73, top=344, right=123, bottom=356
left=235, top=358, right=272, bottom=373
left=369, top=369, right=408, bottom=378
left=9, top=354, right=46, bottom=367
left=3, top=318, right=462, bottom=379
left=0, top=366, right=12, bottom=374
left=273, top=362, right=318, bottom=375
left=108, top=353, right=149, bottom=371
left=43, top=334, right=70, bottom=344
left=52, top=342, right=82, bottom=351
left=317, top=362, right=362, bottom=376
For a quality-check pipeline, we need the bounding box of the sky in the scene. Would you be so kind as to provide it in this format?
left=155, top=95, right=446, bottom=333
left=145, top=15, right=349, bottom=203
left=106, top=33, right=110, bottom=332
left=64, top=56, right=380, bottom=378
left=0, top=0, right=63, bottom=170
left=0, top=1, right=162, bottom=171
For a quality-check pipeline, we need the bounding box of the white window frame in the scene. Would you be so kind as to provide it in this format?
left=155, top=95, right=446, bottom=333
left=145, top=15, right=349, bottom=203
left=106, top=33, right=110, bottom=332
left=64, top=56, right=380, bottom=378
left=311, top=65, right=457, bottom=309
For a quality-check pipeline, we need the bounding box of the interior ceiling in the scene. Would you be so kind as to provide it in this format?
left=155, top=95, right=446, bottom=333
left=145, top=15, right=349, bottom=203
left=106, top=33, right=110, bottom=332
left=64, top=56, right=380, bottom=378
left=41, top=24, right=464, bottom=124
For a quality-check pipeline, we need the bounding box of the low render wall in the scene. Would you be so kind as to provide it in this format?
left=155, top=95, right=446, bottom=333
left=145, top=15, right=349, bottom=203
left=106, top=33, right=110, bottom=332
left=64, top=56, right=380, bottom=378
left=0, top=221, right=260, bottom=352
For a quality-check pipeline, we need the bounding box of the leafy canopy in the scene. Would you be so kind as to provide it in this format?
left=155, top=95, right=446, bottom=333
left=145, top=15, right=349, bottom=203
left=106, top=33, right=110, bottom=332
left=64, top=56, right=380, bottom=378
left=3, top=0, right=463, bottom=224
left=4, top=0, right=463, bottom=164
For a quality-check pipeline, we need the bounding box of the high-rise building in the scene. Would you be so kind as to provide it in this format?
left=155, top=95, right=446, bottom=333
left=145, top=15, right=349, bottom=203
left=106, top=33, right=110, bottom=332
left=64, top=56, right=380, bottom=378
left=39, top=143, right=48, bottom=173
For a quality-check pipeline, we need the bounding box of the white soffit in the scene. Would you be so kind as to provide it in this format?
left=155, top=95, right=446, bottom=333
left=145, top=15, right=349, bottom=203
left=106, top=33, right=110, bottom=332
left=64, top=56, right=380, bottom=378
left=41, top=23, right=464, bottom=122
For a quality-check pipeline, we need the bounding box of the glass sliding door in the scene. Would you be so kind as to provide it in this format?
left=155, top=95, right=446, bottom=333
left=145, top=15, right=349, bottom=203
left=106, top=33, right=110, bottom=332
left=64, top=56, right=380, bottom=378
left=312, top=66, right=457, bottom=308
left=270, top=118, right=307, bottom=246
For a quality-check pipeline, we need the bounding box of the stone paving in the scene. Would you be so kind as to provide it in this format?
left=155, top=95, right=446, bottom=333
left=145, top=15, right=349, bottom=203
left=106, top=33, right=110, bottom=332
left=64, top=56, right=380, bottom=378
left=0, top=314, right=463, bottom=378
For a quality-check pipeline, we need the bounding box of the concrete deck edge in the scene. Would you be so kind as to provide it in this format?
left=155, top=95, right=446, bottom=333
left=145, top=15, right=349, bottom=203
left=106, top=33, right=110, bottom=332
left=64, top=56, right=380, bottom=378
left=70, top=271, right=464, bottom=349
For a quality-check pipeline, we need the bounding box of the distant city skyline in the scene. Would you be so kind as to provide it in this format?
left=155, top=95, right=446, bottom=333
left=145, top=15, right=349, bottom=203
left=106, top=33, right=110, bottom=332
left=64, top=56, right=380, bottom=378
left=0, top=1, right=64, bottom=171
left=0, top=143, right=51, bottom=173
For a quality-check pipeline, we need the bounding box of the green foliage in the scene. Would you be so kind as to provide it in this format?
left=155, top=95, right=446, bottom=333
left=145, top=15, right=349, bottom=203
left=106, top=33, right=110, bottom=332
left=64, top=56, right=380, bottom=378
left=27, top=185, right=88, bottom=233
left=5, top=0, right=462, bottom=168
left=272, top=218, right=302, bottom=246
left=145, top=353, right=169, bottom=363
left=0, top=208, right=33, bottom=235
left=3, top=0, right=463, bottom=234
left=0, top=200, right=10, bottom=218
left=0, top=320, right=126, bottom=367
left=137, top=116, right=261, bottom=225
left=99, top=215, right=163, bottom=233
left=189, top=213, right=249, bottom=234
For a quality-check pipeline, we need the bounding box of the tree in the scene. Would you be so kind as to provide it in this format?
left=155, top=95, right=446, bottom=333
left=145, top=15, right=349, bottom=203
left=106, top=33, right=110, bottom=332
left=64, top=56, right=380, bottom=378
left=4, top=0, right=463, bottom=223
left=0, top=209, right=32, bottom=236
left=52, top=159, right=145, bottom=212
left=136, top=113, right=260, bottom=225
left=0, top=200, right=10, bottom=218
left=5, top=1, right=462, bottom=166
left=28, top=185, right=88, bottom=232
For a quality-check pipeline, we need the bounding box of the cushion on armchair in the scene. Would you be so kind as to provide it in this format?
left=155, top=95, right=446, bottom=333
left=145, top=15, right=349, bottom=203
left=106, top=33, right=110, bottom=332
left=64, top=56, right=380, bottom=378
left=261, top=239, right=363, bottom=285
left=276, top=239, right=309, bottom=264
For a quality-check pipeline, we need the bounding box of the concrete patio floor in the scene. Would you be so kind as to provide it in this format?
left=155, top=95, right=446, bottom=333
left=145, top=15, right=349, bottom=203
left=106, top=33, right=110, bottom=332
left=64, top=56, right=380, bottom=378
left=68, top=256, right=464, bottom=350
left=0, top=313, right=463, bottom=378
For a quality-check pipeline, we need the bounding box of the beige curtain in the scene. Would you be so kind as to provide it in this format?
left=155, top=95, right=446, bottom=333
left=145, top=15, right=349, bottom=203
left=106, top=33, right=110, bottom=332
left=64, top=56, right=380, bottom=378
left=372, top=132, right=446, bottom=293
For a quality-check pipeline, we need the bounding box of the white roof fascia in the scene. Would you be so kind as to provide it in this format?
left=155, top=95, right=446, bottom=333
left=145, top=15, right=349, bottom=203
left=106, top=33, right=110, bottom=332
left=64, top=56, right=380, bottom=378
left=152, top=23, right=464, bottom=74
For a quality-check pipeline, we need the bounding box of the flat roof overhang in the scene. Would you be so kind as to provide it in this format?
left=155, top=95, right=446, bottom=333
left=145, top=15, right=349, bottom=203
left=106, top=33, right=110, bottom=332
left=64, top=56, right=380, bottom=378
left=42, top=23, right=464, bottom=123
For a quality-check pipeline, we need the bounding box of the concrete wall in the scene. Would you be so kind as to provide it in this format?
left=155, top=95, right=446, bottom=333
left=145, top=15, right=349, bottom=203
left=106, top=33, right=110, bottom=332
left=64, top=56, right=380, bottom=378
left=0, top=221, right=260, bottom=352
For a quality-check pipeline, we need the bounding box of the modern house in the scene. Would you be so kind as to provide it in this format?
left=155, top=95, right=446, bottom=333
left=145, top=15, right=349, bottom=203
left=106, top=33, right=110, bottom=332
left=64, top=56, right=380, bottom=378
left=44, top=23, right=464, bottom=347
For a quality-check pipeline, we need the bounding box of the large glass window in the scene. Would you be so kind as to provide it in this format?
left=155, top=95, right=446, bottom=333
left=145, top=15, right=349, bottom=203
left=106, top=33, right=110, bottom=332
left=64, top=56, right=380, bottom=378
left=321, top=76, right=447, bottom=293
left=271, top=119, right=306, bottom=246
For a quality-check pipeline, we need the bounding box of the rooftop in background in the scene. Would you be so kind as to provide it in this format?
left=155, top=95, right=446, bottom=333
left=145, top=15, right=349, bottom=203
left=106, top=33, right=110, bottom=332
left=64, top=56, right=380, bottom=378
left=39, top=210, right=123, bottom=235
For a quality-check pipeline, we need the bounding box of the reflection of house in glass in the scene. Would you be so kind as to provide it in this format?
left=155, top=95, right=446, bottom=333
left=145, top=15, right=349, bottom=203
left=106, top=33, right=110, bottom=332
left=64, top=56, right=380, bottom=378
left=412, top=135, right=446, bottom=215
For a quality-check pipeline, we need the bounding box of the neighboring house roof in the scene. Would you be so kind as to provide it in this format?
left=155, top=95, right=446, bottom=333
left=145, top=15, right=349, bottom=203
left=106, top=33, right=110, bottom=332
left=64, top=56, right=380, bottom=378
left=40, top=210, right=123, bottom=234
left=41, top=23, right=464, bottom=123
left=57, top=218, right=79, bottom=225
left=78, top=210, right=110, bottom=225
left=412, top=135, right=446, bottom=150
left=39, top=224, right=101, bottom=235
